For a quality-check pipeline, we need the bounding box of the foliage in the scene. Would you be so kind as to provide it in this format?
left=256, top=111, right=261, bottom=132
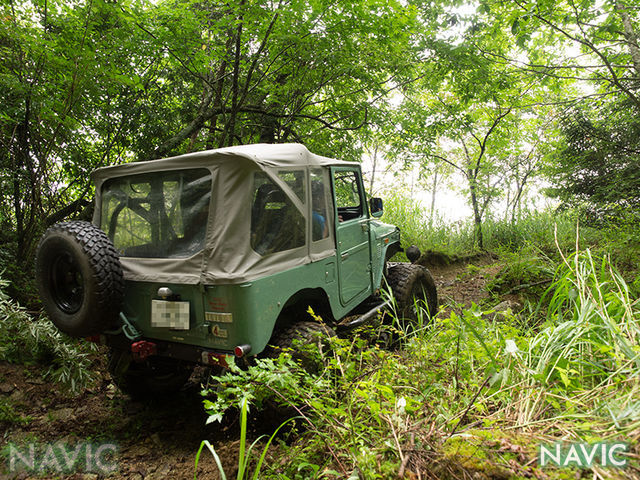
left=0, top=397, right=31, bottom=427
left=200, top=246, right=640, bottom=477
left=0, top=275, right=96, bottom=395
left=195, top=397, right=296, bottom=480
left=548, top=103, right=640, bottom=222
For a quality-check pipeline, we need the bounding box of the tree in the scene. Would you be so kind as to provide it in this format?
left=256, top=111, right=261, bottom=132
left=548, top=101, right=640, bottom=221
left=482, top=0, right=640, bottom=218
left=136, top=0, right=425, bottom=162
left=383, top=0, right=562, bottom=248
left=0, top=0, right=161, bottom=272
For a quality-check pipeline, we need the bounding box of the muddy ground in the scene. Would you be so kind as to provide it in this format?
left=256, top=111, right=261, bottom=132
left=1, top=255, right=511, bottom=480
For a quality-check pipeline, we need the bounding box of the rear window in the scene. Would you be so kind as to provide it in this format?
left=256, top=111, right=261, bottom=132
left=101, top=169, right=212, bottom=258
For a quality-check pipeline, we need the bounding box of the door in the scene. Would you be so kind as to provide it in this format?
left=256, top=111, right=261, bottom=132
left=331, top=167, right=372, bottom=305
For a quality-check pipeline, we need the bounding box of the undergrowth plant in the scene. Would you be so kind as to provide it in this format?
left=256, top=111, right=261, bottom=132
left=199, top=244, right=640, bottom=477
left=202, top=330, right=427, bottom=479
left=195, top=397, right=297, bottom=480
left=0, top=275, right=95, bottom=395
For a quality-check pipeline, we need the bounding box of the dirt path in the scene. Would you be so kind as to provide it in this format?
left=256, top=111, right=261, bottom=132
left=421, top=252, right=505, bottom=316
left=1, top=256, right=507, bottom=480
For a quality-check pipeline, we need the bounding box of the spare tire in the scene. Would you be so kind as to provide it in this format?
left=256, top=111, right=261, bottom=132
left=35, top=221, right=124, bottom=337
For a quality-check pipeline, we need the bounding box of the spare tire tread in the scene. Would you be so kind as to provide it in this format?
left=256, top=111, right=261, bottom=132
left=36, top=221, right=124, bottom=337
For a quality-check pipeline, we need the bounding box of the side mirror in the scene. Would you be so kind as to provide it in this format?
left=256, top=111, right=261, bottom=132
left=369, top=197, right=383, bottom=218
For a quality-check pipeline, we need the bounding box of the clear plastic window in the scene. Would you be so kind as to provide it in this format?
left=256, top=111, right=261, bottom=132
left=334, top=170, right=362, bottom=221
left=101, top=169, right=212, bottom=258
left=278, top=170, right=306, bottom=203
left=311, top=169, right=329, bottom=241
left=250, top=172, right=305, bottom=255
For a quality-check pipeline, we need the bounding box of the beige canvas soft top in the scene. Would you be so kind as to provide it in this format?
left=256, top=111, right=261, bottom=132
left=92, top=144, right=358, bottom=285
left=91, top=143, right=354, bottom=182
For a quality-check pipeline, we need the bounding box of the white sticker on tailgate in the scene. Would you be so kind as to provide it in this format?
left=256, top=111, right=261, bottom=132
left=151, top=300, right=190, bottom=330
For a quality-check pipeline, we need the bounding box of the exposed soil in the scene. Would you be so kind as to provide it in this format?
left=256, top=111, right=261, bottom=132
left=419, top=252, right=512, bottom=316
left=0, top=257, right=510, bottom=480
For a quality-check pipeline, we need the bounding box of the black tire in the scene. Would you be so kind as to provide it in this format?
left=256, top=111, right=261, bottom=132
left=265, top=321, right=335, bottom=373
left=107, top=348, right=194, bottom=399
left=35, top=221, right=124, bottom=337
left=386, top=263, right=438, bottom=321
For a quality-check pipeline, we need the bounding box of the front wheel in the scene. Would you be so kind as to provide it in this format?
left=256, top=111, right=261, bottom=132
left=386, top=263, right=438, bottom=321
left=107, top=349, right=194, bottom=400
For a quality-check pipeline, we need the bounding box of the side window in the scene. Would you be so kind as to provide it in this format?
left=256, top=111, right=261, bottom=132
left=311, top=169, right=329, bottom=241
left=250, top=172, right=305, bottom=255
left=333, top=170, right=362, bottom=221
left=278, top=170, right=305, bottom=203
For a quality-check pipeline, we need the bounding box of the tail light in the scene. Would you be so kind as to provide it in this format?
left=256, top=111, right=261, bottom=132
left=131, top=341, right=157, bottom=361
left=234, top=344, right=252, bottom=358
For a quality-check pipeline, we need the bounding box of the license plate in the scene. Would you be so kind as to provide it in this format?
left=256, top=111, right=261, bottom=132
left=151, top=300, right=190, bottom=330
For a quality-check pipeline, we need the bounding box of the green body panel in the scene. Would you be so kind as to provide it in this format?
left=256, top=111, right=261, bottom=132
left=120, top=253, right=377, bottom=355
left=331, top=166, right=372, bottom=305
left=369, top=220, right=401, bottom=289
left=335, top=217, right=372, bottom=305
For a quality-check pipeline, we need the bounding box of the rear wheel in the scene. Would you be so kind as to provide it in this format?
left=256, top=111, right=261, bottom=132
left=265, top=321, right=335, bottom=373
left=107, top=349, right=194, bottom=399
left=386, top=263, right=438, bottom=321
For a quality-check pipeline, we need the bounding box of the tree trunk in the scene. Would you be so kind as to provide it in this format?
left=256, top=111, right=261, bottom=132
left=430, top=167, right=438, bottom=226
left=12, top=99, right=33, bottom=264
left=616, top=0, right=640, bottom=79
left=220, top=3, right=245, bottom=148
left=369, top=145, right=378, bottom=194
left=468, top=175, right=484, bottom=250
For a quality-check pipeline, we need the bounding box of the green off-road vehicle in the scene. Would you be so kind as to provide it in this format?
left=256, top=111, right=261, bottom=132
left=35, top=144, right=437, bottom=397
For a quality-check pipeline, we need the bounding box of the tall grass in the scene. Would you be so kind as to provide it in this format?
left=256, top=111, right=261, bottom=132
left=381, top=192, right=602, bottom=258
left=510, top=248, right=640, bottom=432
left=195, top=397, right=297, bottom=480
left=380, top=192, right=475, bottom=256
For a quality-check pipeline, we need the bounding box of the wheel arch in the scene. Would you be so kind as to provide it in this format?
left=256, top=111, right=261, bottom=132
left=272, top=287, right=335, bottom=333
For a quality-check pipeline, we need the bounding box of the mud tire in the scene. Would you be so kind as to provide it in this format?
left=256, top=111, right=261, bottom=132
left=386, top=262, right=438, bottom=320
left=265, top=321, right=335, bottom=373
left=35, top=221, right=124, bottom=337
left=107, top=349, right=194, bottom=399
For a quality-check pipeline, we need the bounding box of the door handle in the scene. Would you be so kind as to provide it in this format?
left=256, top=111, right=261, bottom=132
left=360, top=221, right=369, bottom=233
left=341, top=252, right=349, bottom=261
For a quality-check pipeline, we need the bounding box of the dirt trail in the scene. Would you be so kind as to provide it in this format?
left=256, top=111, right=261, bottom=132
left=420, top=252, right=504, bottom=316
left=0, top=257, right=507, bottom=480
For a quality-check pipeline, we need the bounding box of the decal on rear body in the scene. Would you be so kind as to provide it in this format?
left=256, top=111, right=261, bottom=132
left=205, top=312, right=233, bottom=323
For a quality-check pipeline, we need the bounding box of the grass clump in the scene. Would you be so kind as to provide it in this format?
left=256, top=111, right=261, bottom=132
left=380, top=192, right=476, bottom=257
left=487, top=246, right=555, bottom=303
left=0, top=275, right=96, bottom=395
